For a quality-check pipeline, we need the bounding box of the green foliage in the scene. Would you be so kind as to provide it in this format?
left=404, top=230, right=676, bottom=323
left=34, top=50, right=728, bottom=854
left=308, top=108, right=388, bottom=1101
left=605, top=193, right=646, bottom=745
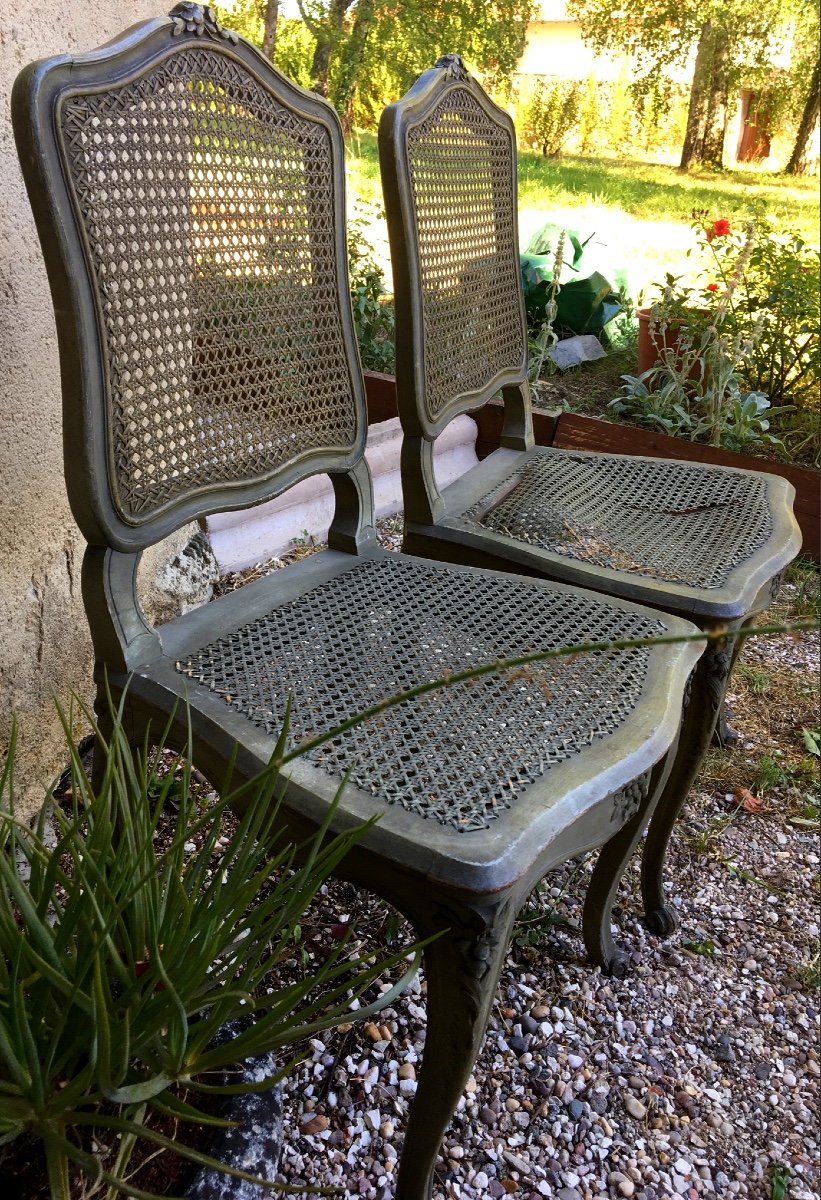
left=526, top=71, right=691, bottom=162
left=679, top=216, right=821, bottom=425
left=568, top=0, right=809, bottom=167
left=771, top=1162, right=792, bottom=1200
left=611, top=360, right=789, bottom=455
left=347, top=211, right=396, bottom=373
left=611, top=215, right=817, bottom=459
left=726, top=231, right=820, bottom=455
left=344, top=0, right=534, bottom=126
left=738, top=663, right=771, bottom=695
left=0, top=702, right=418, bottom=1198
left=754, top=751, right=791, bottom=795
left=523, top=78, right=582, bottom=157
left=576, top=75, right=600, bottom=155
left=569, top=0, right=792, bottom=108
left=682, top=937, right=716, bottom=956
left=784, top=559, right=821, bottom=620
left=802, top=728, right=820, bottom=757
left=275, top=16, right=317, bottom=88
left=220, top=0, right=534, bottom=132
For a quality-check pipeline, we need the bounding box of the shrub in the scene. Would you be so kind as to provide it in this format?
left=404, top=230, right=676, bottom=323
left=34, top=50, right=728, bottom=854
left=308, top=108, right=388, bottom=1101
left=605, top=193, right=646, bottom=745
left=615, top=215, right=820, bottom=462
left=734, top=231, right=820, bottom=406
left=524, top=78, right=581, bottom=157
left=0, top=702, right=417, bottom=1198
left=348, top=211, right=396, bottom=373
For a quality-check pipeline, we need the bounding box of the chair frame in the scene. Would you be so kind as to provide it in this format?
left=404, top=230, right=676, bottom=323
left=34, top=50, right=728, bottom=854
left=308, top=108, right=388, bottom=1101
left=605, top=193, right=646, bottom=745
left=14, top=11, right=703, bottom=1197
left=379, top=56, right=801, bottom=952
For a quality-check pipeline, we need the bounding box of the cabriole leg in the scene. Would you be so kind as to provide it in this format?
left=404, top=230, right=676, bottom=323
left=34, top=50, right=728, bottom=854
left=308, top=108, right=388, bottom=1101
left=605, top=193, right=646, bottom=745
left=641, top=632, right=737, bottom=935
left=712, top=615, right=755, bottom=747
left=583, top=754, right=674, bottom=977
left=394, top=894, right=518, bottom=1200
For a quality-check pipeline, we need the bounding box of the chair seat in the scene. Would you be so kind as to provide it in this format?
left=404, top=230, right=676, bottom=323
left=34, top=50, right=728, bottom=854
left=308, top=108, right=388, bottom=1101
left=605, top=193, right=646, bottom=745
left=142, top=548, right=699, bottom=894
left=427, top=446, right=801, bottom=620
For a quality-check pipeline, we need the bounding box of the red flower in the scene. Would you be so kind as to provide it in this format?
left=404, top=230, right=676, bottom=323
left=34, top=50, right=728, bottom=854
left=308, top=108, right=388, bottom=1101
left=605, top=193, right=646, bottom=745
left=706, top=283, right=719, bottom=292
left=707, top=218, right=731, bottom=241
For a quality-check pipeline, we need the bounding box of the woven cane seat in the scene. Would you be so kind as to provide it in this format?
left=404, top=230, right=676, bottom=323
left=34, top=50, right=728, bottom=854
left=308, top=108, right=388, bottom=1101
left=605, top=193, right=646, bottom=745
left=463, top=449, right=774, bottom=591
left=175, top=555, right=663, bottom=832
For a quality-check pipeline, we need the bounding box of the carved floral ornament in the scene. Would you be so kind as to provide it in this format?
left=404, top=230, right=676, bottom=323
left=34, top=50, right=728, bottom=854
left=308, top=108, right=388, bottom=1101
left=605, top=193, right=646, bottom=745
left=169, top=2, right=238, bottom=42
left=434, top=54, right=471, bottom=82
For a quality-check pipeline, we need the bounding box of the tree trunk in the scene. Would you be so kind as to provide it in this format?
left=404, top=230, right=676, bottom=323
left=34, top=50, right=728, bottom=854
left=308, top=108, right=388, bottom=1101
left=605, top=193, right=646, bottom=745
left=680, top=23, right=729, bottom=171
left=700, top=32, right=729, bottom=169
left=309, top=0, right=352, bottom=97
left=786, top=54, right=821, bottom=175
left=261, top=0, right=279, bottom=60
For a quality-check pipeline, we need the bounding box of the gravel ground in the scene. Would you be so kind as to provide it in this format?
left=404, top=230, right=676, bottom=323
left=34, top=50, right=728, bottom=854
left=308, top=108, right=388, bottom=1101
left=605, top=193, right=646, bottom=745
left=223, top=528, right=820, bottom=1200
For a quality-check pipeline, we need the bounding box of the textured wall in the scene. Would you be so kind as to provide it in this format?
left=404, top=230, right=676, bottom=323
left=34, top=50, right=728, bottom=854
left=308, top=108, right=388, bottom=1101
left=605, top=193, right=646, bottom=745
left=0, top=3, right=169, bottom=818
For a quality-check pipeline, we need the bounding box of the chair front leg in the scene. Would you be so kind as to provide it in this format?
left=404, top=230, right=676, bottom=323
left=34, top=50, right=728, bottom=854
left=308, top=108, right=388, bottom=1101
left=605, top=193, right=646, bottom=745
left=395, top=892, right=519, bottom=1200
left=641, top=627, right=740, bottom=935
left=582, top=754, right=673, bottom=977
left=712, top=614, right=756, bottom=747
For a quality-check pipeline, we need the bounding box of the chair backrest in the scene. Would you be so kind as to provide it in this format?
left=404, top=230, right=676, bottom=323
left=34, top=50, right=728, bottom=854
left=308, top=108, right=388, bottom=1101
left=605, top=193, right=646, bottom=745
left=379, top=55, right=529, bottom=440
left=13, top=3, right=366, bottom=554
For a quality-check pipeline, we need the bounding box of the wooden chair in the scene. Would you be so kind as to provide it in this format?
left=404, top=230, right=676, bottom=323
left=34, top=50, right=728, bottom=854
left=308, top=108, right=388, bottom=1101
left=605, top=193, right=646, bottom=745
left=379, top=56, right=801, bottom=963
left=13, top=9, right=701, bottom=1196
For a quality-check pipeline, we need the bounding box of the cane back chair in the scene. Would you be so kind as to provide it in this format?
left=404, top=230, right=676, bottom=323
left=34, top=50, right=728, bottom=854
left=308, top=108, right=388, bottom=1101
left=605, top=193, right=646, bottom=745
left=14, top=8, right=702, bottom=1196
left=379, top=57, right=802, bottom=957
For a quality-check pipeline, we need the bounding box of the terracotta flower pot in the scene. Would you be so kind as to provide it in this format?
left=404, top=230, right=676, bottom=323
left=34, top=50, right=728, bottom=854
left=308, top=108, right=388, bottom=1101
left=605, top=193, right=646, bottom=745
left=636, top=307, right=710, bottom=382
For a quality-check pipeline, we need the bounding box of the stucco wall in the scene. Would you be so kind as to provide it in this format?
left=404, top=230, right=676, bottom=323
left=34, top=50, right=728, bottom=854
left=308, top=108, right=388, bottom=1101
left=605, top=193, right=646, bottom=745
left=0, top=3, right=168, bottom=818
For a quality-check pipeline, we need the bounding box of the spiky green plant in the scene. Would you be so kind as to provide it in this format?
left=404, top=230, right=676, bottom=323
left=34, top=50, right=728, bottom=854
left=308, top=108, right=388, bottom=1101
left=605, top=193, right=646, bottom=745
left=0, top=701, right=419, bottom=1199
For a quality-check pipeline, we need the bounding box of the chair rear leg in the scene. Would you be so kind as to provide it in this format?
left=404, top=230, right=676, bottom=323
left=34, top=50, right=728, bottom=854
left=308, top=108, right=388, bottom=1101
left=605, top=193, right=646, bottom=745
left=394, top=893, right=519, bottom=1200
left=641, top=629, right=738, bottom=935
left=583, top=750, right=675, bottom=977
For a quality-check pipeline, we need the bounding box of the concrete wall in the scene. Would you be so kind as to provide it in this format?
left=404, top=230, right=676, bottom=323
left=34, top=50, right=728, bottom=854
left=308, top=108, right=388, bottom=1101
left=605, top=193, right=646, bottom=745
left=0, top=3, right=165, bottom=818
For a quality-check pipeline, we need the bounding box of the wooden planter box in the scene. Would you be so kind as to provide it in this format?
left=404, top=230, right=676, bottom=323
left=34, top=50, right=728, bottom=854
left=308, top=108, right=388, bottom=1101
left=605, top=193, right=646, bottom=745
left=362, top=372, right=819, bottom=563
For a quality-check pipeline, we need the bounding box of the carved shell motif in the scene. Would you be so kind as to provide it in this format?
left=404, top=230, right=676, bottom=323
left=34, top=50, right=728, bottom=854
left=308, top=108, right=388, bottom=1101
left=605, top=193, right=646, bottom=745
left=768, top=569, right=785, bottom=604
left=169, top=3, right=238, bottom=42
left=434, top=54, right=471, bottom=82
left=610, top=770, right=651, bottom=826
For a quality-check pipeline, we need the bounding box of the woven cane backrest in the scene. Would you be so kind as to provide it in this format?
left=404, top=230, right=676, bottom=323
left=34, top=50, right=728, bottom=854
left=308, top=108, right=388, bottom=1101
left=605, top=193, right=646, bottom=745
left=380, top=58, right=528, bottom=436
left=15, top=8, right=363, bottom=551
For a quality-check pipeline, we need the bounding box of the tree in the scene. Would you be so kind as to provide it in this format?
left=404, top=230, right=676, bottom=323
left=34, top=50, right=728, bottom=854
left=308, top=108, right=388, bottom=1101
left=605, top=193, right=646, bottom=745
left=783, top=4, right=821, bottom=175
left=219, top=1, right=535, bottom=132
left=787, top=53, right=820, bottom=174
left=296, top=0, right=354, bottom=98
left=568, top=0, right=794, bottom=170
left=680, top=22, right=731, bottom=169
left=297, top=1, right=534, bottom=129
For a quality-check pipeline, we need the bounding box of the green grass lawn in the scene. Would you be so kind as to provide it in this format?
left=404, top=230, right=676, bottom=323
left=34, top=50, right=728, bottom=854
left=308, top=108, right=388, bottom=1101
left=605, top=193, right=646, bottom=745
left=346, top=130, right=820, bottom=304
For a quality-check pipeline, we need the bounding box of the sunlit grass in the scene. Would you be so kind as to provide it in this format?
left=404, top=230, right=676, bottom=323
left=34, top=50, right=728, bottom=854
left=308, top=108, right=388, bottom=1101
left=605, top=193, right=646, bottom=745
left=345, top=130, right=820, bottom=302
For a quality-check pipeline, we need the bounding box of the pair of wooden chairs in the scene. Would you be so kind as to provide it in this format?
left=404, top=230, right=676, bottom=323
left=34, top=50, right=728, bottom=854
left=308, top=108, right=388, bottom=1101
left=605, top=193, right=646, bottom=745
left=13, top=7, right=798, bottom=1197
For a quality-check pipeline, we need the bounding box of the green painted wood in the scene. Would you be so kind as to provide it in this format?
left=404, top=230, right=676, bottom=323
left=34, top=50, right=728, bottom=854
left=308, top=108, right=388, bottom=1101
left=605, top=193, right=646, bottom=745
left=13, top=19, right=705, bottom=1200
